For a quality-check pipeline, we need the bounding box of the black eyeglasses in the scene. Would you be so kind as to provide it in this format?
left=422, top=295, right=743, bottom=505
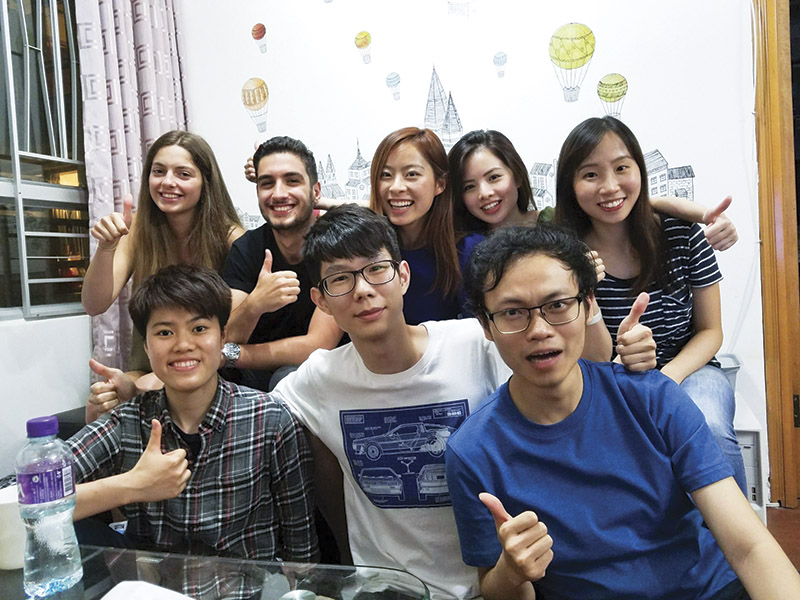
left=486, top=296, right=583, bottom=334
left=318, top=260, right=400, bottom=297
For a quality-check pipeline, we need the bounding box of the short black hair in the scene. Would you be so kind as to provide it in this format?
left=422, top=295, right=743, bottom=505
left=129, top=264, right=232, bottom=336
left=253, top=136, right=318, bottom=185
left=464, top=225, right=596, bottom=323
left=303, top=204, right=401, bottom=284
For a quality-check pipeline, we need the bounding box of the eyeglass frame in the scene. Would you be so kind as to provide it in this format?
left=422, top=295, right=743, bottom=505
left=485, top=295, right=584, bottom=334
left=317, top=259, right=401, bottom=297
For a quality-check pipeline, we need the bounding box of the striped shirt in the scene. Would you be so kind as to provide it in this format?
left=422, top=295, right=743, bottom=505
left=68, top=378, right=318, bottom=562
left=595, top=217, right=722, bottom=368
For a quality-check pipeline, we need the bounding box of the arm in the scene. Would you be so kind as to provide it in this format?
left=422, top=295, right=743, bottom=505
left=659, top=283, right=722, bottom=384
left=693, top=477, right=800, bottom=599
left=85, top=360, right=163, bottom=423
left=272, top=411, right=320, bottom=562
left=581, top=297, right=613, bottom=362
left=650, top=196, right=738, bottom=251
left=74, top=420, right=190, bottom=521
left=315, top=196, right=369, bottom=210
left=303, top=427, right=352, bottom=564
left=235, top=307, right=343, bottom=370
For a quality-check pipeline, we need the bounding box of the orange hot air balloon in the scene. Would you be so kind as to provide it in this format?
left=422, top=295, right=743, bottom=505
left=354, top=31, right=372, bottom=64
left=242, top=78, right=269, bottom=133
left=252, top=23, right=266, bottom=54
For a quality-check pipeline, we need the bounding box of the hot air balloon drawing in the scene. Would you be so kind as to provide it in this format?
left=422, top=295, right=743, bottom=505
left=493, top=52, right=507, bottom=78
left=597, top=73, right=628, bottom=118
left=386, top=72, right=401, bottom=100
left=251, top=23, right=266, bottom=54
left=549, top=23, right=595, bottom=102
left=355, top=31, right=372, bottom=64
left=241, top=78, right=269, bottom=133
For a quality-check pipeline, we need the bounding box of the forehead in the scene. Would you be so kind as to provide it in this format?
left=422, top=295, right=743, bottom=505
left=464, top=148, right=507, bottom=173
left=320, top=249, right=393, bottom=276
left=486, top=253, right=578, bottom=305
left=581, top=132, right=631, bottom=164
left=152, top=144, right=196, bottom=167
left=385, top=142, right=429, bottom=168
left=146, top=305, right=215, bottom=327
left=257, top=151, right=308, bottom=178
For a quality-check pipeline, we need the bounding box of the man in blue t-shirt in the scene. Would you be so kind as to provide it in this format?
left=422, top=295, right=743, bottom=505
left=446, top=225, right=800, bottom=600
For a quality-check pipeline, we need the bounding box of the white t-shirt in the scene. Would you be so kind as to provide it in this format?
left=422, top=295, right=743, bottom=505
left=272, top=319, right=511, bottom=600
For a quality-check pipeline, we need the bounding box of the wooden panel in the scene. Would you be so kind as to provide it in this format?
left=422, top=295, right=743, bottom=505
left=753, top=0, right=800, bottom=506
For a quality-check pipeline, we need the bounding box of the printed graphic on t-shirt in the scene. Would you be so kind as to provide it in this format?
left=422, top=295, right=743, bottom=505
left=340, top=400, right=469, bottom=508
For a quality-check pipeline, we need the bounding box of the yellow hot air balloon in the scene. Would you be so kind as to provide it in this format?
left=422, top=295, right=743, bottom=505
left=355, top=31, right=372, bottom=63
left=597, top=73, right=628, bottom=117
left=549, top=23, right=595, bottom=102
left=241, top=78, right=269, bottom=133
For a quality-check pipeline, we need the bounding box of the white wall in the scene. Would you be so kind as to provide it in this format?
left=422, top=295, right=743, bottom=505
left=0, top=315, right=91, bottom=475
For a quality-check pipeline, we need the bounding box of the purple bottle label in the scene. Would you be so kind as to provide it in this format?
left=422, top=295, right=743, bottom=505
left=17, top=464, right=74, bottom=504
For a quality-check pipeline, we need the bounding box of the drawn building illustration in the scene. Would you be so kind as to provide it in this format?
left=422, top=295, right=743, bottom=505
left=319, top=154, right=345, bottom=200
left=423, top=67, right=462, bottom=152
left=345, top=141, right=371, bottom=203
left=529, top=162, right=556, bottom=210
left=644, top=150, right=695, bottom=201
left=236, top=208, right=263, bottom=231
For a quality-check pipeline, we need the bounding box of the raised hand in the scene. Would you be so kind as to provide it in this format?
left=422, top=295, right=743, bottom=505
left=87, top=358, right=139, bottom=416
left=587, top=250, right=605, bottom=283
left=128, top=420, right=191, bottom=502
left=244, top=141, right=259, bottom=183
left=615, top=292, right=657, bottom=372
left=90, top=194, right=134, bottom=250
left=702, top=196, right=738, bottom=251
left=250, top=249, right=302, bottom=313
left=479, top=492, right=553, bottom=586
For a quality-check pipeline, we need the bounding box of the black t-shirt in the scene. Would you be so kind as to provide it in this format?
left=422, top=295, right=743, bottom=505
left=222, top=224, right=316, bottom=344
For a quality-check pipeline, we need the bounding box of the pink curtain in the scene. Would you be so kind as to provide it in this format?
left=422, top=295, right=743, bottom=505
left=75, top=0, right=190, bottom=373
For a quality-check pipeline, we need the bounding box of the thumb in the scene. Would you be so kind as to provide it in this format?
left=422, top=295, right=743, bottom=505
left=262, top=249, right=273, bottom=274
left=122, top=194, right=134, bottom=228
left=704, top=196, right=732, bottom=224
left=479, top=492, right=512, bottom=531
left=253, top=140, right=260, bottom=151
left=618, top=292, right=649, bottom=336
left=89, top=358, right=112, bottom=379
left=145, top=419, right=163, bottom=454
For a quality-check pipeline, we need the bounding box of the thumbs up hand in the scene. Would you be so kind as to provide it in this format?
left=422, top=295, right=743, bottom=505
left=702, top=196, right=738, bottom=251
left=128, top=420, right=191, bottom=502
left=479, top=492, right=553, bottom=586
left=615, top=293, right=657, bottom=372
left=244, top=142, right=260, bottom=183
left=90, top=194, right=134, bottom=250
left=87, top=358, right=138, bottom=417
left=250, top=249, right=302, bottom=313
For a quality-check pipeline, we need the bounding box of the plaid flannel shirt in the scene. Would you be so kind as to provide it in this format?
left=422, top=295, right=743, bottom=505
left=68, top=378, right=318, bottom=562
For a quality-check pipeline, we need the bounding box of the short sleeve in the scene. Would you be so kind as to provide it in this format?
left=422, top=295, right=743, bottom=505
left=687, top=223, right=722, bottom=288
left=222, top=231, right=259, bottom=293
left=445, top=443, right=503, bottom=568
left=270, top=355, right=323, bottom=435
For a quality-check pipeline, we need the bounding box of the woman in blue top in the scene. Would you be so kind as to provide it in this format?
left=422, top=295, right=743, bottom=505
left=554, top=116, right=747, bottom=493
left=369, top=127, right=482, bottom=325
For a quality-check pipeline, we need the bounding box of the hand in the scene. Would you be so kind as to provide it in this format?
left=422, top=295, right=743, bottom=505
left=128, top=420, right=191, bottom=502
left=587, top=250, right=605, bottom=283
left=480, top=492, right=553, bottom=586
left=90, top=194, right=133, bottom=250
left=250, top=249, right=301, bottom=313
left=615, top=292, right=657, bottom=372
left=244, top=142, right=259, bottom=183
left=702, top=196, right=738, bottom=251
left=87, top=358, right=139, bottom=415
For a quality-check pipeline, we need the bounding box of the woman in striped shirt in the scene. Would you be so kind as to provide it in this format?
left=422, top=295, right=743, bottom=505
left=554, top=116, right=747, bottom=494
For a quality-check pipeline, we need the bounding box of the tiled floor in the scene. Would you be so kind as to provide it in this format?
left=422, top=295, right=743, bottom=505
left=767, top=507, right=800, bottom=568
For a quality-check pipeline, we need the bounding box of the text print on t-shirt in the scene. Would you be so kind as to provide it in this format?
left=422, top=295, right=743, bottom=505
left=340, top=400, right=469, bottom=508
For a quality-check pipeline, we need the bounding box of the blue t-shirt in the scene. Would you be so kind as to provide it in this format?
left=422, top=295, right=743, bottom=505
left=402, top=232, right=483, bottom=325
left=446, top=360, right=736, bottom=600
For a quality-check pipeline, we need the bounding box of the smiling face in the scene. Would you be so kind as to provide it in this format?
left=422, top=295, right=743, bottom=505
left=376, top=143, right=445, bottom=246
left=148, top=145, right=204, bottom=218
left=144, top=306, right=224, bottom=399
left=572, top=132, right=642, bottom=227
left=256, top=152, right=320, bottom=231
left=482, top=253, right=590, bottom=403
left=461, top=148, right=521, bottom=229
left=311, top=249, right=410, bottom=343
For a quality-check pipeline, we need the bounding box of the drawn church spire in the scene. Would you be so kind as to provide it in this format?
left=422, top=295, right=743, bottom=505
left=424, top=66, right=448, bottom=132
left=440, top=93, right=463, bottom=151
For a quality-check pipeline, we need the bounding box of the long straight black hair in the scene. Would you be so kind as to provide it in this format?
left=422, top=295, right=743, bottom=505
left=555, top=116, right=664, bottom=296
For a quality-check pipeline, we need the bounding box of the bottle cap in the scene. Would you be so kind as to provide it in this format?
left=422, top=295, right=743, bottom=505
left=26, top=416, right=59, bottom=438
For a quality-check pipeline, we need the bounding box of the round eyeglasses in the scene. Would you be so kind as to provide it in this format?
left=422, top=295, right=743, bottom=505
left=318, top=259, right=400, bottom=297
left=486, top=296, right=583, bottom=334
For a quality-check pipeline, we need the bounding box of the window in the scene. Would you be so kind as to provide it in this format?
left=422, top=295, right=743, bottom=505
left=1, top=0, right=87, bottom=319
left=659, top=173, right=667, bottom=182
left=650, top=176, right=657, bottom=185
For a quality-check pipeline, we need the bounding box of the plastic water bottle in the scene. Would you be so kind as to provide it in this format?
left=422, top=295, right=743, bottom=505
left=15, top=415, right=83, bottom=598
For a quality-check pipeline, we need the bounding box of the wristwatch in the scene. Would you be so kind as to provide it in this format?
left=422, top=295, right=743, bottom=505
left=222, top=342, right=241, bottom=368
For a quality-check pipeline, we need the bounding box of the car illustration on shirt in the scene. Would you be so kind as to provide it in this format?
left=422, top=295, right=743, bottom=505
left=351, top=423, right=455, bottom=461
left=416, top=463, right=449, bottom=499
left=358, top=467, right=405, bottom=498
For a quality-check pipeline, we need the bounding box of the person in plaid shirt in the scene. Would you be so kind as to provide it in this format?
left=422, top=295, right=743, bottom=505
left=67, top=264, right=318, bottom=561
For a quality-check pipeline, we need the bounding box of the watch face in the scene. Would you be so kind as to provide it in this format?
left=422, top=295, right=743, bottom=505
left=223, top=342, right=240, bottom=366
